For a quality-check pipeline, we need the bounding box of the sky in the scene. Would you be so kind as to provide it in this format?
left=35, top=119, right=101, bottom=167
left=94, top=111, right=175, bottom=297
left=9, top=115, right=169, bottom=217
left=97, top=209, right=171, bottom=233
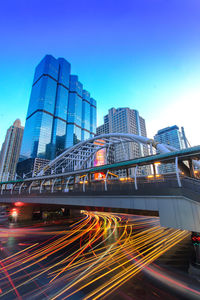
left=1, top=0, right=200, bottom=148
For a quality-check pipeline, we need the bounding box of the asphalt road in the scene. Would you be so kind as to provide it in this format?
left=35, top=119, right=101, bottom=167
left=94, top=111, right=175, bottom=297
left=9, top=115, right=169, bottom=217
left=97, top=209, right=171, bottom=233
left=0, top=212, right=199, bottom=300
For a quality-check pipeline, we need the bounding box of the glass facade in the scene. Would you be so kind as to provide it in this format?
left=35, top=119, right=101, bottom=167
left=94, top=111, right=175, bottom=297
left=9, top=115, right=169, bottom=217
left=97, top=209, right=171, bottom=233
left=82, top=90, right=91, bottom=141
left=51, top=58, right=70, bottom=158
left=154, top=125, right=188, bottom=173
left=19, top=55, right=97, bottom=167
left=154, top=125, right=187, bottom=150
left=65, top=75, right=82, bottom=148
left=90, top=98, right=97, bottom=138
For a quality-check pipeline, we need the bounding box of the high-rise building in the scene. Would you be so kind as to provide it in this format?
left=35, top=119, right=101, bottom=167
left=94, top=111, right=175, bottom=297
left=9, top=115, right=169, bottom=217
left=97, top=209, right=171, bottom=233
left=154, top=125, right=188, bottom=173
left=96, top=107, right=149, bottom=176
left=0, top=120, right=24, bottom=181
left=17, top=55, right=96, bottom=176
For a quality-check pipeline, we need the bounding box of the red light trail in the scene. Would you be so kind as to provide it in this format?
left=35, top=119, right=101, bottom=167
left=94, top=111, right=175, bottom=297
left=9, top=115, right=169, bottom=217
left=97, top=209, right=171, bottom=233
left=0, top=212, right=199, bottom=299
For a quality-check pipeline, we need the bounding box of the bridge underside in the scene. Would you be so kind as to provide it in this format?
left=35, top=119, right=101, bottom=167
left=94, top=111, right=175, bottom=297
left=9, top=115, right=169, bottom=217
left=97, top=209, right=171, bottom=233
left=1, top=193, right=199, bottom=232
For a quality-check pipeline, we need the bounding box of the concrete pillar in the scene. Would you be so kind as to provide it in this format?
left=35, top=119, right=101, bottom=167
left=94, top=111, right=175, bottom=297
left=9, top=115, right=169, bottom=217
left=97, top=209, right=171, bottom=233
left=152, top=164, right=156, bottom=176
left=88, top=173, right=91, bottom=182
left=188, top=159, right=195, bottom=178
left=61, top=178, right=65, bottom=190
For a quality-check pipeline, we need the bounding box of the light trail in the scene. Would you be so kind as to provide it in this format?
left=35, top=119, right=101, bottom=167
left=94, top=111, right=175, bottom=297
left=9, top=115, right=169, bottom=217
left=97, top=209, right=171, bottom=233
left=0, top=211, right=199, bottom=300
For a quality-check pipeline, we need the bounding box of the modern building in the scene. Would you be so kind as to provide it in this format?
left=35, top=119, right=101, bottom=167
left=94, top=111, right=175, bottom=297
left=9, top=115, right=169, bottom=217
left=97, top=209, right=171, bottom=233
left=0, top=120, right=24, bottom=181
left=96, top=107, right=149, bottom=176
left=17, top=55, right=96, bottom=177
left=154, top=125, right=188, bottom=173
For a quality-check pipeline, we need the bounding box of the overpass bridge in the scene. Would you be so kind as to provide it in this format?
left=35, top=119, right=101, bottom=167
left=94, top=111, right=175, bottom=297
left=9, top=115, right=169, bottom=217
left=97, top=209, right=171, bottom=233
left=0, top=174, right=200, bottom=232
left=0, top=133, right=200, bottom=232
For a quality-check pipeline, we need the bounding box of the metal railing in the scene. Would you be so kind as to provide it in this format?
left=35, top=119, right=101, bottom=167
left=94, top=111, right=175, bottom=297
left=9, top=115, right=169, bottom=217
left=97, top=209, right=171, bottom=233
left=1, top=174, right=200, bottom=204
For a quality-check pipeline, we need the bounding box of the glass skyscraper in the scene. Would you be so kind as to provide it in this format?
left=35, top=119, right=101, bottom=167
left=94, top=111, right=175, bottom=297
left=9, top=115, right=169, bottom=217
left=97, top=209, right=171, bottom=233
left=18, top=55, right=96, bottom=176
left=154, top=125, right=188, bottom=173
left=0, top=120, right=24, bottom=181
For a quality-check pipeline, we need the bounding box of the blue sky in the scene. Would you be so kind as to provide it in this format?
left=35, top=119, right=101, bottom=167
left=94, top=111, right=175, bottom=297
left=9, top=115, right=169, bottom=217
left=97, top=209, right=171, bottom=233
left=1, top=0, right=200, bottom=147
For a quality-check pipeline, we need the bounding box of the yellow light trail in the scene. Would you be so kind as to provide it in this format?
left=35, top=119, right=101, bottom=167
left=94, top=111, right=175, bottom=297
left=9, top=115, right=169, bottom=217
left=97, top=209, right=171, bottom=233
left=0, top=211, right=196, bottom=300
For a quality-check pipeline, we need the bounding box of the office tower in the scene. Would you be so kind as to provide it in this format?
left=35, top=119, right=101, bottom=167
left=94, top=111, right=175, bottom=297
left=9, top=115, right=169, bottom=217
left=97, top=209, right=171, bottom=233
left=17, top=55, right=96, bottom=176
left=96, top=107, right=149, bottom=176
left=154, top=125, right=188, bottom=173
left=0, top=119, right=24, bottom=181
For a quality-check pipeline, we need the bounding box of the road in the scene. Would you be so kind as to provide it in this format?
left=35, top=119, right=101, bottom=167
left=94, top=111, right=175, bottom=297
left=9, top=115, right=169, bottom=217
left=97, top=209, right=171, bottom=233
left=0, top=212, right=199, bottom=299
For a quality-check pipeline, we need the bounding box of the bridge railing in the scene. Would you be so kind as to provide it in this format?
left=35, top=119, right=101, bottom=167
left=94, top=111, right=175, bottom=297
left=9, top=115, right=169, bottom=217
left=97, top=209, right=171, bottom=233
left=1, top=174, right=200, bottom=203
left=0, top=174, right=186, bottom=195
left=69, top=175, right=183, bottom=195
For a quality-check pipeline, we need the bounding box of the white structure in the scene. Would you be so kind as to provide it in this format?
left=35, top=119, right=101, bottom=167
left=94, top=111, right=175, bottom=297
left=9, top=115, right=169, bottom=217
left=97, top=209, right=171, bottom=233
left=36, top=133, right=178, bottom=177
left=0, top=120, right=24, bottom=181
left=96, top=108, right=149, bottom=176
